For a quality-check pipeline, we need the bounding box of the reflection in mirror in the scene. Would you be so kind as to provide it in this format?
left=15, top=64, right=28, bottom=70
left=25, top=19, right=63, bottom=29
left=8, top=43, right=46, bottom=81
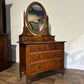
left=28, top=4, right=45, bottom=33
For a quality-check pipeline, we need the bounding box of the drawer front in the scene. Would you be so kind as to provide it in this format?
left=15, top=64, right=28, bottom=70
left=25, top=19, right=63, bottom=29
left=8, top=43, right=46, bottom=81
left=29, top=45, right=47, bottom=52
left=30, top=62, right=48, bottom=73
left=48, top=43, right=63, bottom=50
left=49, top=51, right=63, bottom=59
left=29, top=54, right=43, bottom=62
left=23, top=37, right=31, bottom=42
left=29, top=53, right=49, bottom=62
left=29, top=51, right=63, bottom=62
left=48, top=60, right=62, bottom=70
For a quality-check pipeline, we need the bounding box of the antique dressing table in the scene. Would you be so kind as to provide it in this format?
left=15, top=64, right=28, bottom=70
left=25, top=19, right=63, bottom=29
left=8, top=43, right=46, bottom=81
left=19, top=2, right=65, bottom=84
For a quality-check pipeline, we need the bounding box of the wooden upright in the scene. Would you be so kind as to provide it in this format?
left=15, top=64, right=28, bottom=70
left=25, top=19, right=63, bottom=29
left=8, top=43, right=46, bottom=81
left=0, top=0, right=3, bottom=33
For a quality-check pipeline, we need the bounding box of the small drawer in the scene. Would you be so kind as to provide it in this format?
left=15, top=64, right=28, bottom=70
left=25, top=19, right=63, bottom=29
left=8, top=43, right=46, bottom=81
left=48, top=60, right=62, bottom=70
left=29, top=45, right=47, bottom=52
left=29, top=54, right=44, bottom=62
left=23, top=37, right=31, bottom=41
left=49, top=51, right=63, bottom=59
left=30, top=62, right=48, bottom=73
left=48, top=43, right=63, bottom=50
left=29, top=53, right=49, bottom=62
left=29, top=45, right=37, bottom=52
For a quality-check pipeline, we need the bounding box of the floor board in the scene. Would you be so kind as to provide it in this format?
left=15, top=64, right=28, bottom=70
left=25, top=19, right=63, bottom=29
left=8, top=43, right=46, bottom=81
left=0, top=63, right=84, bottom=84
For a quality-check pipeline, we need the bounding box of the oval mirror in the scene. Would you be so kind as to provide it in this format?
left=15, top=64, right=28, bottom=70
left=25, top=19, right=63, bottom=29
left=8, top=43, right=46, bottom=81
left=26, top=2, right=47, bottom=35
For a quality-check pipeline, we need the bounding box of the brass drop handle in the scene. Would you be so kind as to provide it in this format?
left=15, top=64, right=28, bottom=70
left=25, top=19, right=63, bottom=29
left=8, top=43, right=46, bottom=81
left=55, top=62, right=57, bottom=65
left=37, top=66, right=40, bottom=69
left=38, top=47, right=40, bottom=50
left=26, top=30, right=28, bottom=33
left=55, top=53, right=57, bottom=56
left=55, top=46, right=57, bottom=49
left=38, top=55, right=40, bottom=59
left=27, top=38, right=29, bottom=40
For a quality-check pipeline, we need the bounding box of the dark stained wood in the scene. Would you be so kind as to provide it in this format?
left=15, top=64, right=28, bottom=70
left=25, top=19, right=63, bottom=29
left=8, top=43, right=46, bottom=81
left=19, top=2, right=66, bottom=84
left=0, top=0, right=3, bottom=33
left=0, top=34, right=10, bottom=71
left=0, top=0, right=10, bottom=71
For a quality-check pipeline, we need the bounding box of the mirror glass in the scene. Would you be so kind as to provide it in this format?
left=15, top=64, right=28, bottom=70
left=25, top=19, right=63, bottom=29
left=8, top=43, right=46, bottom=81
left=28, top=4, right=45, bottom=33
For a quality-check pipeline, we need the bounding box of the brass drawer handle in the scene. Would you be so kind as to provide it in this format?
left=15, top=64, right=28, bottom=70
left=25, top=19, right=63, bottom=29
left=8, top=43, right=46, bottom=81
left=55, top=46, right=57, bottom=49
left=38, top=55, right=40, bottom=59
left=38, top=47, right=40, bottom=50
left=37, top=66, right=40, bottom=69
left=27, top=38, right=29, bottom=40
left=55, top=62, right=57, bottom=65
left=26, top=30, right=28, bottom=33
left=55, top=53, right=57, bottom=56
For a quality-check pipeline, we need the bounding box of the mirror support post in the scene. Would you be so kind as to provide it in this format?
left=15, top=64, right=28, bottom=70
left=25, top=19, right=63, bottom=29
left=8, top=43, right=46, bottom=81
left=24, top=11, right=26, bottom=27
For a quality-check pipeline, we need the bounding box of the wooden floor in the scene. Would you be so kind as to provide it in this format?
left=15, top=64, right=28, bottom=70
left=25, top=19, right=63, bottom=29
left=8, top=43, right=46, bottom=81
left=0, top=63, right=84, bottom=84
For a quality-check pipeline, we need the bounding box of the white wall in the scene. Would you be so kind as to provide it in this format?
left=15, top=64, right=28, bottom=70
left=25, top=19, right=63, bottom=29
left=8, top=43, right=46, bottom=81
left=5, top=0, right=84, bottom=70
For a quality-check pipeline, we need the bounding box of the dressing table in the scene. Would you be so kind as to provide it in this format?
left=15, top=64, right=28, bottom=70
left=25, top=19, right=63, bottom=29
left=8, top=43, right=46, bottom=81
left=19, top=2, right=65, bottom=84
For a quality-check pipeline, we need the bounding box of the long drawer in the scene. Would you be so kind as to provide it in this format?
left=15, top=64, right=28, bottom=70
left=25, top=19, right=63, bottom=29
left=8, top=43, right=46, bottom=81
left=29, top=53, right=49, bottom=62
left=29, top=51, right=63, bottom=63
left=29, top=60, right=62, bottom=74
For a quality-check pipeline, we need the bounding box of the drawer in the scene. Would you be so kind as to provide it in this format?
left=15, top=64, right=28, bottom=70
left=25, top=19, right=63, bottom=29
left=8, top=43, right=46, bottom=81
left=49, top=51, right=63, bottom=59
left=30, top=62, right=48, bottom=73
left=29, top=45, right=47, bottom=52
left=29, top=53, right=49, bottom=62
left=48, top=43, right=63, bottom=50
left=23, top=37, right=32, bottom=42
left=48, top=60, right=62, bottom=70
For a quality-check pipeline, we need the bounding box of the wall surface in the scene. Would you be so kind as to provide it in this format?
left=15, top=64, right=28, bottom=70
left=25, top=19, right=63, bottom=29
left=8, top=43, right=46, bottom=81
left=5, top=0, right=84, bottom=70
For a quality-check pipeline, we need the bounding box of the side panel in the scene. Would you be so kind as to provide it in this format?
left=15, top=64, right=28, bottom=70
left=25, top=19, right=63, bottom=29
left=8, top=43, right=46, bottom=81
left=20, top=44, right=26, bottom=72
left=0, top=34, right=9, bottom=71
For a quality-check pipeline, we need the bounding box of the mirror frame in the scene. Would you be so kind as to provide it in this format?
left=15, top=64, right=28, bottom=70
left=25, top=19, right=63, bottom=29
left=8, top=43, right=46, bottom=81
left=26, top=2, right=47, bottom=35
